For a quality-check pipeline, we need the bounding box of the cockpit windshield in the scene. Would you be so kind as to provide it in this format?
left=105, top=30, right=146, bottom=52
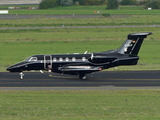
left=25, top=57, right=37, bottom=62
left=29, top=57, right=37, bottom=61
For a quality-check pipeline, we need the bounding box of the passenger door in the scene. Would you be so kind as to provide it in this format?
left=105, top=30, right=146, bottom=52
left=44, top=55, right=52, bottom=70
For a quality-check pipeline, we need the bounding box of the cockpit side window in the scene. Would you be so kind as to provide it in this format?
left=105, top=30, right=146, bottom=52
left=29, top=57, right=37, bottom=61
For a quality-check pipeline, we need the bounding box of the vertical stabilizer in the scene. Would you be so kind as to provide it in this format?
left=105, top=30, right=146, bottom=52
left=118, top=32, right=152, bottom=55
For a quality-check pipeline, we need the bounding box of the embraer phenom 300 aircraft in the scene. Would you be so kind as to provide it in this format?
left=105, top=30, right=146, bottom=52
left=7, top=32, right=152, bottom=80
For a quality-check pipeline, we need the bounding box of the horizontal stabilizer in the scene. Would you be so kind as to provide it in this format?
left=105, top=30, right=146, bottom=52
left=128, top=32, right=152, bottom=40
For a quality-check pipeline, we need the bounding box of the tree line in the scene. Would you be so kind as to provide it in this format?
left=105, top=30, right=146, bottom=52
left=39, top=0, right=160, bottom=9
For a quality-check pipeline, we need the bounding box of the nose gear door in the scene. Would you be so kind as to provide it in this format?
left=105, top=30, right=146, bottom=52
left=44, top=55, right=52, bottom=71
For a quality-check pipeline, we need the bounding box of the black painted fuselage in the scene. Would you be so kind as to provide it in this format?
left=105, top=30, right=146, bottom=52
left=6, top=32, right=152, bottom=80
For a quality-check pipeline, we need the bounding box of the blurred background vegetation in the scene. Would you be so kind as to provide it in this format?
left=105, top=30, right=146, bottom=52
left=39, top=0, right=160, bottom=10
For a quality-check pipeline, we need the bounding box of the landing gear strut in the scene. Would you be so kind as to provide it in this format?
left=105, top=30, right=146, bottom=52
left=20, top=72, right=24, bottom=80
left=78, top=74, right=87, bottom=80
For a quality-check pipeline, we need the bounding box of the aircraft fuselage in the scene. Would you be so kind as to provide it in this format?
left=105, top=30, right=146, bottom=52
left=7, top=52, right=139, bottom=74
left=6, top=32, right=152, bottom=80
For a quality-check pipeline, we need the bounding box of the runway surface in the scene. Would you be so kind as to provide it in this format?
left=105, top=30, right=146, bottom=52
left=0, top=71, right=160, bottom=89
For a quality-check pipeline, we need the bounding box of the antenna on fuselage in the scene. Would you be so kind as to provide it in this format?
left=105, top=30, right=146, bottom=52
left=84, top=51, right=88, bottom=54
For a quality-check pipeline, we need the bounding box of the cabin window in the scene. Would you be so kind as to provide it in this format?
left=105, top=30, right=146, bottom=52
left=29, top=57, right=37, bottom=61
left=65, top=57, right=69, bottom=61
left=53, top=58, right=57, bottom=62
left=82, top=57, right=86, bottom=61
left=72, top=57, right=76, bottom=61
left=59, top=57, right=63, bottom=61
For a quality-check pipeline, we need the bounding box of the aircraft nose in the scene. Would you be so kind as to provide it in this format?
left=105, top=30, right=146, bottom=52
left=6, top=62, right=24, bottom=72
left=6, top=66, right=15, bottom=71
left=6, top=66, right=11, bottom=71
left=6, top=65, right=20, bottom=72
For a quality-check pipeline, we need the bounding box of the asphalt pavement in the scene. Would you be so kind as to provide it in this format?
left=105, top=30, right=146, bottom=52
left=0, top=71, right=160, bottom=90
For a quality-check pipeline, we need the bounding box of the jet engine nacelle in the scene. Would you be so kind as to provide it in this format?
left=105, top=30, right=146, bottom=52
left=88, top=53, right=117, bottom=64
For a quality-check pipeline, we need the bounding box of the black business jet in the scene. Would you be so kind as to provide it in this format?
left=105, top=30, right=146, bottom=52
left=7, top=32, right=152, bottom=80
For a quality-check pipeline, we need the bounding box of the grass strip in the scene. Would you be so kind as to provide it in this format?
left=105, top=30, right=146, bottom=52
left=0, top=15, right=160, bottom=27
left=6, top=5, right=160, bottom=15
left=0, top=89, right=160, bottom=120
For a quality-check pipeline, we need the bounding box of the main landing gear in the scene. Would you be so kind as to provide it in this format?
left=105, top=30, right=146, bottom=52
left=78, top=74, right=87, bottom=80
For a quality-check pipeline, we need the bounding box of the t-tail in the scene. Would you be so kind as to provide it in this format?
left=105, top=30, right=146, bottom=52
left=118, top=32, right=152, bottom=55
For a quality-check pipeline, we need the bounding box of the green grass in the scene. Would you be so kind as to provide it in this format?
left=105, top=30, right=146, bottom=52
left=49, top=5, right=107, bottom=10
left=2, top=5, right=158, bottom=15
left=1, top=27, right=159, bottom=42
left=120, top=6, right=145, bottom=10
left=0, top=5, right=158, bottom=15
left=0, top=89, right=160, bottom=120
left=8, top=9, right=160, bottom=15
left=0, top=27, right=160, bottom=71
left=0, top=15, right=160, bottom=27
left=0, top=5, right=144, bottom=10
left=0, top=5, right=39, bottom=9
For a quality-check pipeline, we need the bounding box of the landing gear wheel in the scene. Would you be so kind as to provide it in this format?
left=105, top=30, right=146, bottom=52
left=79, top=74, right=87, bottom=80
left=20, top=72, right=24, bottom=80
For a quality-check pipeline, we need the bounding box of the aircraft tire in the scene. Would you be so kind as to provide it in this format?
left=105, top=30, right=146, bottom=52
left=20, top=72, right=24, bottom=80
left=79, top=74, right=87, bottom=80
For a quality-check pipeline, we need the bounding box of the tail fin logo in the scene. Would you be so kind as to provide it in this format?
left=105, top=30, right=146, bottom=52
left=132, top=41, right=136, bottom=43
left=119, top=39, right=137, bottom=54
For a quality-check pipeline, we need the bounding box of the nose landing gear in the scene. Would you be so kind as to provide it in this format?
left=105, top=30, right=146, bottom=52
left=20, top=72, right=24, bottom=80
